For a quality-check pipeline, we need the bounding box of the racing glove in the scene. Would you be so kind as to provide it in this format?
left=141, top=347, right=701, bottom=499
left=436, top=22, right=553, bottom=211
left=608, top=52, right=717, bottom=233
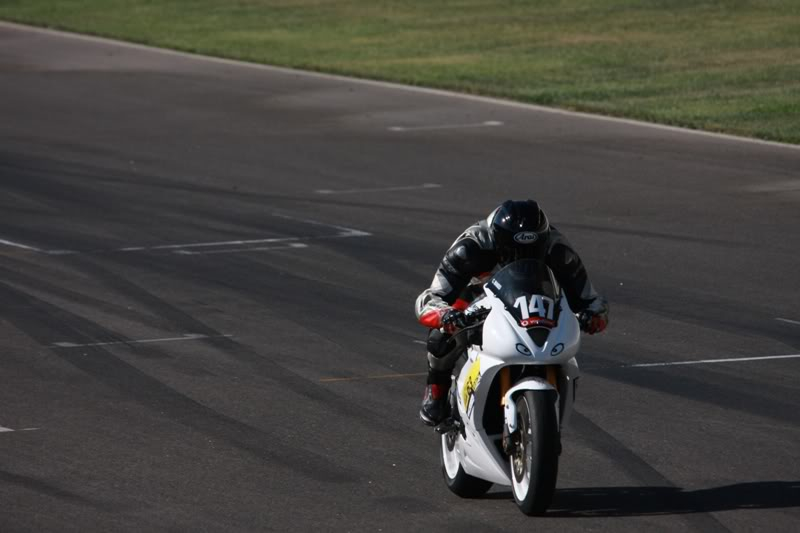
left=579, top=310, right=608, bottom=334
left=579, top=301, right=609, bottom=334
left=441, top=309, right=468, bottom=334
left=418, top=306, right=467, bottom=333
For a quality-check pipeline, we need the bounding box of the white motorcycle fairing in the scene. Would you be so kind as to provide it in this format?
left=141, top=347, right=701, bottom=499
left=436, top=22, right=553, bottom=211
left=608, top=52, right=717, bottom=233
left=446, top=264, right=581, bottom=487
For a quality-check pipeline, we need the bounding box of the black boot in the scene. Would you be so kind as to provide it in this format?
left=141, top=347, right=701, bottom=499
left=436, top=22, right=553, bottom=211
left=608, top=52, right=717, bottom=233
left=420, top=383, right=450, bottom=426
left=420, top=369, right=451, bottom=426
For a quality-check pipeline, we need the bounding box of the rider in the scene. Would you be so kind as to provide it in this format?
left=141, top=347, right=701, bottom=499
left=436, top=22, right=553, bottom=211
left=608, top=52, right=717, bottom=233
left=415, top=199, right=609, bottom=426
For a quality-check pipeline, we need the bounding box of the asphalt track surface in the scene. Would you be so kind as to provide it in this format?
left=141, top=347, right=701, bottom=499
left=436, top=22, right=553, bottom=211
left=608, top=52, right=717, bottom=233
left=1, top=22, right=799, bottom=532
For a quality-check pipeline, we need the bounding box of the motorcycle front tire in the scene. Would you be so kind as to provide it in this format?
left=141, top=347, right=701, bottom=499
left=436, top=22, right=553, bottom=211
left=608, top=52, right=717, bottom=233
left=510, top=390, right=559, bottom=515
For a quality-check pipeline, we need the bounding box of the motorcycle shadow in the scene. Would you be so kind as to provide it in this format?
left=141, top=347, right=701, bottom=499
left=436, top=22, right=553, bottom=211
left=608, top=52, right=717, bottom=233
left=485, top=481, right=800, bottom=517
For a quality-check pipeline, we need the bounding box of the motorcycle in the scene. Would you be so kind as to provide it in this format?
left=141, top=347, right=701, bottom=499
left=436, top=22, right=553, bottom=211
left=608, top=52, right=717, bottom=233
left=435, top=259, right=582, bottom=515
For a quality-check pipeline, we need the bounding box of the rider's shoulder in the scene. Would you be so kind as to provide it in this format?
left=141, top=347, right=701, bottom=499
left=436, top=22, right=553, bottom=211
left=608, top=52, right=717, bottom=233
left=446, top=236, right=483, bottom=261
left=450, top=219, right=494, bottom=251
left=444, top=229, right=496, bottom=275
left=545, top=226, right=580, bottom=266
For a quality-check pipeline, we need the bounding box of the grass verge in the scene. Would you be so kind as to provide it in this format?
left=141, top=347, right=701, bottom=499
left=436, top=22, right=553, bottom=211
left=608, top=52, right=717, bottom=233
left=1, top=0, right=799, bottom=143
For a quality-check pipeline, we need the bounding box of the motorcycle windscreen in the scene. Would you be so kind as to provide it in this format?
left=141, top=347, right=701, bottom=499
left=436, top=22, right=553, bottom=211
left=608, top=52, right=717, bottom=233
left=485, top=259, right=561, bottom=329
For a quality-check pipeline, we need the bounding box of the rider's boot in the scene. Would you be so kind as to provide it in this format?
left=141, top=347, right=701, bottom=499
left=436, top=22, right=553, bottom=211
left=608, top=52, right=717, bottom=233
left=419, top=368, right=451, bottom=426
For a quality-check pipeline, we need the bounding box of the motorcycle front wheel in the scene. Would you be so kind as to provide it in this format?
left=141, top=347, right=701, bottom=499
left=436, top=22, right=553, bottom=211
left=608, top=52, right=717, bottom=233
left=509, top=390, right=559, bottom=515
left=440, top=431, right=493, bottom=498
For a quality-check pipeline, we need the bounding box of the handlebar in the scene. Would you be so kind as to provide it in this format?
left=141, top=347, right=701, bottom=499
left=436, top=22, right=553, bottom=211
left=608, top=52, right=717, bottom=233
left=449, top=304, right=593, bottom=337
left=463, top=306, right=592, bottom=331
left=449, top=307, right=489, bottom=338
left=463, top=306, right=490, bottom=324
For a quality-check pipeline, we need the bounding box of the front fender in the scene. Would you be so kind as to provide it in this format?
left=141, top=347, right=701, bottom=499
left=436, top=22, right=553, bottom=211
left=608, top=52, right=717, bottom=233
left=503, top=378, right=559, bottom=433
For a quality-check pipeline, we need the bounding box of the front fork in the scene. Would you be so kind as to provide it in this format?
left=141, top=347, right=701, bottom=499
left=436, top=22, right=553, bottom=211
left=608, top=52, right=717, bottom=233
left=501, top=365, right=560, bottom=455
left=500, top=367, right=515, bottom=455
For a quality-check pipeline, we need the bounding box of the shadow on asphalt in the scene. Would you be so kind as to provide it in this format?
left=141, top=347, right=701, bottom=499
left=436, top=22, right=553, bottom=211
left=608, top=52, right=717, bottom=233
left=534, top=481, right=800, bottom=517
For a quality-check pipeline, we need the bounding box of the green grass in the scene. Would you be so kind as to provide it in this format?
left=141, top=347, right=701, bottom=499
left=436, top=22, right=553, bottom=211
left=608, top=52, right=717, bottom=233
left=2, top=0, right=799, bottom=143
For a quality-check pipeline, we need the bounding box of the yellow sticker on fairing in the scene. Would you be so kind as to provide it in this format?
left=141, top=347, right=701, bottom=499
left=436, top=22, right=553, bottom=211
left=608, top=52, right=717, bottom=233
left=461, top=356, right=481, bottom=410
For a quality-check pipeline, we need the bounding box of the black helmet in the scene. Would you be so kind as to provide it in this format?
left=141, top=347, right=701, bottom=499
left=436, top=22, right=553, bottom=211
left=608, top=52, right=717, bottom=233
left=490, top=200, right=550, bottom=264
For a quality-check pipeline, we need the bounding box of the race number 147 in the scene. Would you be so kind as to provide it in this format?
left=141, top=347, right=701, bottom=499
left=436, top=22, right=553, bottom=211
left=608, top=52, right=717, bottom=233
left=513, top=295, right=555, bottom=320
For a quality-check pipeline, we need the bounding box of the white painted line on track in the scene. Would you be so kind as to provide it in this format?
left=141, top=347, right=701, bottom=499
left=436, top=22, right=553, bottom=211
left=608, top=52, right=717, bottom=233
left=269, top=212, right=372, bottom=236
left=50, top=333, right=232, bottom=348
left=776, top=317, right=800, bottom=326
left=3, top=21, right=798, bottom=152
left=0, top=426, right=40, bottom=433
left=388, top=121, right=503, bottom=132
left=119, top=236, right=300, bottom=252
left=175, top=243, right=308, bottom=255
left=0, top=239, right=41, bottom=252
left=413, top=340, right=427, bottom=345
left=117, top=213, right=370, bottom=254
left=626, top=353, right=800, bottom=368
left=167, top=214, right=370, bottom=254
left=316, top=183, right=441, bottom=195
left=3, top=212, right=370, bottom=256
left=44, top=249, right=78, bottom=256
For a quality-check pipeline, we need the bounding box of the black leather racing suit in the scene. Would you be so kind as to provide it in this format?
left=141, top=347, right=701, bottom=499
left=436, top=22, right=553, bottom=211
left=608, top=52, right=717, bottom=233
left=415, top=213, right=608, bottom=376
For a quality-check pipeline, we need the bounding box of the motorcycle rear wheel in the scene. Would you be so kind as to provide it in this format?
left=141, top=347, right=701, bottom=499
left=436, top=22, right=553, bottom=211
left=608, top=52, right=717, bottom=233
left=510, top=390, right=559, bottom=515
left=440, top=431, right=493, bottom=498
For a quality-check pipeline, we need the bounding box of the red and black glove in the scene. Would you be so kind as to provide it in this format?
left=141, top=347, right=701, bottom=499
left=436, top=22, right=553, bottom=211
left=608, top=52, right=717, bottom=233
left=579, top=309, right=608, bottom=334
left=419, top=307, right=467, bottom=334
left=441, top=309, right=467, bottom=334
